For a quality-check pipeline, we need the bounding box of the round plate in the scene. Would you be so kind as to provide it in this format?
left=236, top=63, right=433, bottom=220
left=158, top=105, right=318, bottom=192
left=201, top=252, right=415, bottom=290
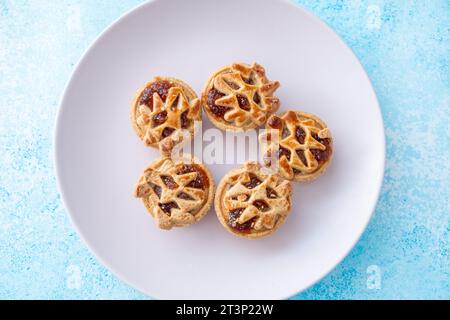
left=55, top=0, right=385, bottom=299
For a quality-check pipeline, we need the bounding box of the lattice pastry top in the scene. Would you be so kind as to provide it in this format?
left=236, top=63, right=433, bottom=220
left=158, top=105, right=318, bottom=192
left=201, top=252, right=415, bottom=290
left=260, top=111, right=333, bottom=182
left=134, top=156, right=214, bottom=230
left=215, top=161, right=292, bottom=239
left=131, top=77, right=201, bottom=154
left=202, top=63, right=280, bottom=131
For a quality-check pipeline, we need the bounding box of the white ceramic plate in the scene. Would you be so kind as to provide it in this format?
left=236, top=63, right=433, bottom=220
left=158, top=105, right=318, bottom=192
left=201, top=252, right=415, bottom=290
left=55, top=0, right=385, bottom=299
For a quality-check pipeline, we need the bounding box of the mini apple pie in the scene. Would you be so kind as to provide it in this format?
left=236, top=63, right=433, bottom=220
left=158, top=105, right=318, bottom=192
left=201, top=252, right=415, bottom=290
left=215, top=162, right=292, bottom=239
left=261, top=111, right=333, bottom=182
left=202, top=63, right=280, bottom=131
left=131, top=77, right=201, bottom=154
left=134, top=156, right=214, bottom=230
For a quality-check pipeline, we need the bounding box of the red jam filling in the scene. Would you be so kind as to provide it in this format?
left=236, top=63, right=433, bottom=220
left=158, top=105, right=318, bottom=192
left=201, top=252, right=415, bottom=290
left=278, top=146, right=291, bottom=161
left=242, top=76, right=255, bottom=85
left=161, top=175, right=178, bottom=189
left=236, top=94, right=250, bottom=111
left=139, top=80, right=173, bottom=110
left=243, top=173, right=262, bottom=189
left=253, top=92, right=261, bottom=105
left=296, top=149, right=308, bottom=166
left=177, top=165, right=196, bottom=175
left=296, top=127, right=306, bottom=144
left=177, top=165, right=209, bottom=189
left=180, top=110, right=190, bottom=129
left=152, top=185, right=162, bottom=198
left=170, top=96, right=179, bottom=109
left=266, top=187, right=278, bottom=199
left=267, top=116, right=282, bottom=129
left=224, top=80, right=240, bottom=90
left=177, top=192, right=194, bottom=201
left=311, top=134, right=332, bottom=163
left=207, top=88, right=230, bottom=119
left=228, top=208, right=256, bottom=233
left=253, top=200, right=270, bottom=212
left=161, top=127, right=175, bottom=139
left=159, top=202, right=179, bottom=215
left=153, top=111, right=168, bottom=127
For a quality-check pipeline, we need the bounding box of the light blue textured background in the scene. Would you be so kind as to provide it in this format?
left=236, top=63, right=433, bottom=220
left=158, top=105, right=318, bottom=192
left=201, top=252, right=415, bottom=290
left=0, top=0, right=449, bottom=300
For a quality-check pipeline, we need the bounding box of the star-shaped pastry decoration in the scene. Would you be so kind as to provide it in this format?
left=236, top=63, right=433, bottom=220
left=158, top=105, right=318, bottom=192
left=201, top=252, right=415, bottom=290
left=223, top=162, right=291, bottom=231
left=262, top=111, right=332, bottom=180
left=213, top=63, right=280, bottom=128
left=136, top=86, right=200, bottom=153
left=134, top=159, right=208, bottom=230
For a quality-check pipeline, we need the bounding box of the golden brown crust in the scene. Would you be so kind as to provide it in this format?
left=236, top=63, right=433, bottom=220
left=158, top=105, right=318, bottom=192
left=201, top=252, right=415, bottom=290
left=201, top=63, right=280, bottom=131
left=260, top=111, right=333, bottom=182
left=214, top=162, right=292, bottom=239
left=131, top=77, right=201, bottom=154
left=134, top=155, right=215, bottom=230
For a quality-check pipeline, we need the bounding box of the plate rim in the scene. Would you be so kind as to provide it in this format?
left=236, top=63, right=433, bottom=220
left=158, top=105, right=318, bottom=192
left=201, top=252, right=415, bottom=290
left=54, top=0, right=386, bottom=299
